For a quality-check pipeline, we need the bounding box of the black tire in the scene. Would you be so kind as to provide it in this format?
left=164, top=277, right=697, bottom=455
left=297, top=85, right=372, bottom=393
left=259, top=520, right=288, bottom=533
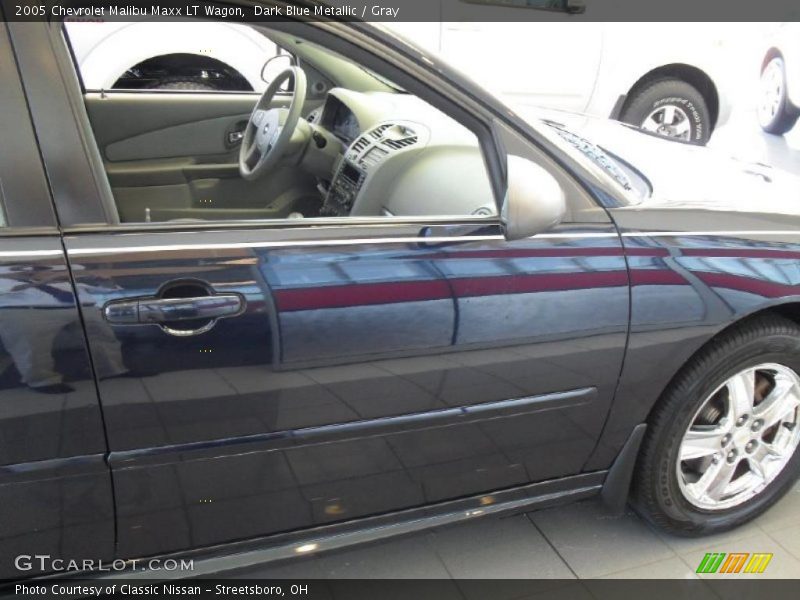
left=758, top=57, right=799, bottom=135
left=147, top=77, right=218, bottom=91
left=632, top=315, right=800, bottom=536
left=620, top=78, right=712, bottom=145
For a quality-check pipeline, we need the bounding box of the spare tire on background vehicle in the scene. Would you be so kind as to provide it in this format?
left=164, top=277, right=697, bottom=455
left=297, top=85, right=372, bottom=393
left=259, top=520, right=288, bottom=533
left=620, top=78, right=711, bottom=145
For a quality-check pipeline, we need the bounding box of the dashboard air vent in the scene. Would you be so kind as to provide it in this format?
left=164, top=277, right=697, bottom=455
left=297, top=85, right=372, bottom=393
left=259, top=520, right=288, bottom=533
left=383, top=136, right=418, bottom=150
left=351, top=136, right=370, bottom=153
left=370, top=124, right=392, bottom=139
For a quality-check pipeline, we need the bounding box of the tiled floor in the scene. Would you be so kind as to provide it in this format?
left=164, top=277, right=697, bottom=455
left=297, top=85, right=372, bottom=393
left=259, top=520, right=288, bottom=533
left=230, top=481, right=800, bottom=582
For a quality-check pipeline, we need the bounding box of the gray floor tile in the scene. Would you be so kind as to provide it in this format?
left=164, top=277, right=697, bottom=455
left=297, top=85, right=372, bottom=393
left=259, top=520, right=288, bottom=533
left=753, top=481, right=800, bottom=533
left=430, top=514, right=575, bottom=580
left=317, top=535, right=450, bottom=579
left=767, top=523, right=800, bottom=561
left=598, top=556, right=698, bottom=579
left=530, top=501, right=674, bottom=578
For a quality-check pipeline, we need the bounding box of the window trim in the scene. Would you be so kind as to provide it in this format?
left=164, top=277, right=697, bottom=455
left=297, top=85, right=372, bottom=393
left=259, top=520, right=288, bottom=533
left=41, top=12, right=512, bottom=234
left=60, top=214, right=501, bottom=236
left=0, top=21, right=59, bottom=231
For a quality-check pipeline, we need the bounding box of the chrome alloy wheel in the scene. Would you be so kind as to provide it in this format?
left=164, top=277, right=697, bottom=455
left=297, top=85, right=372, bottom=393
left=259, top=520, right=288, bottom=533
left=641, top=104, right=692, bottom=141
left=758, top=58, right=785, bottom=127
left=677, top=363, right=800, bottom=511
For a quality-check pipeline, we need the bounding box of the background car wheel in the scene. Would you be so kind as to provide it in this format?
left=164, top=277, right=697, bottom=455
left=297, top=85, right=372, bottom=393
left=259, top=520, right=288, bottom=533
left=620, top=78, right=711, bottom=145
left=632, top=315, right=800, bottom=536
left=758, top=56, right=799, bottom=135
left=146, top=77, right=218, bottom=91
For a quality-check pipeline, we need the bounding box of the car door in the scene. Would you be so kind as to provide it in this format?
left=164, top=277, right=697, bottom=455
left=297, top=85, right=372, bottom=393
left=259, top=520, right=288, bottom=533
left=0, top=20, right=113, bottom=578
left=16, top=18, right=629, bottom=561
left=60, top=215, right=628, bottom=560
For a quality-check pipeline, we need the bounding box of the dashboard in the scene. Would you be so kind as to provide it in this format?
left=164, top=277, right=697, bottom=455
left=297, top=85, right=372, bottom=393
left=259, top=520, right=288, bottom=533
left=311, top=89, right=497, bottom=219
left=320, top=96, right=360, bottom=144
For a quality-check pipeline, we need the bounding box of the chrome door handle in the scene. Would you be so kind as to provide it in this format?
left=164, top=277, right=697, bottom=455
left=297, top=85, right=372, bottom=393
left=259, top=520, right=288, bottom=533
left=138, top=295, right=242, bottom=323
left=104, top=294, right=244, bottom=336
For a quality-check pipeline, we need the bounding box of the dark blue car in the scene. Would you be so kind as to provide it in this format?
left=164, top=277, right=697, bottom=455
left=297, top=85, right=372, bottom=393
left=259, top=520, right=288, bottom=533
left=1, top=5, right=799, bottom=579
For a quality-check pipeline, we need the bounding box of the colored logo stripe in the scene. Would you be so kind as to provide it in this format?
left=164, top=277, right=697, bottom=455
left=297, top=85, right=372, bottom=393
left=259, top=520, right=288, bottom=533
left=697, top=553, right=726, bottom=573
left=720, top=553, right=749, bottom=573
left=744, top=553, right=773, bottom=574
left=696, top=552, right=773, bottom=574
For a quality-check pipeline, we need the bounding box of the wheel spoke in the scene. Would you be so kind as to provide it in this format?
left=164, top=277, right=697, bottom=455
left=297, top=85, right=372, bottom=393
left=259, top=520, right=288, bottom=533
left=726, top=370, right=756, bottom=421
left=689, top=458, right=737, bottom=502
left=641, top=115, right=660, bottom=132
left=747, top=456, right=767, bottom=481
left=755, top=377, right=800, bottom=429
left=678, top=363, right=800, bottom=511
left=661, top=105, right=677, bottom=125
left=680, top=427, right=725, bottom=461
left=673, top=119, right=691, bottom=136
left=753, top=441, right=784, bottom=463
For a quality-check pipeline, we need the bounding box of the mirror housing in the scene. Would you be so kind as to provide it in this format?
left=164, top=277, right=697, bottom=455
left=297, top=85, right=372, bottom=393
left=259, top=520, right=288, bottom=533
left=261, top=54, right=293, bottom=84
left=501, top=156, right=567, bottom=240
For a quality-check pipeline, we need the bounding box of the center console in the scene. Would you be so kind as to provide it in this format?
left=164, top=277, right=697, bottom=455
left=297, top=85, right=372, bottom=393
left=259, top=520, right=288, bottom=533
left=320, top=121, right=421, bottom=217
left=320, top=160, right=366, bottom=217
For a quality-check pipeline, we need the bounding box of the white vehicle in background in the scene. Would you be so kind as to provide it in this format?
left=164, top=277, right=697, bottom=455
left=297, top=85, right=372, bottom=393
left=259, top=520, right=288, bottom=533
left=386, top=22, right=734, bottom=145
left=65, top=21, right=279, bottom=92
left=758, top=23, right=800, bottom=135
left=66, top=19, right=733, bottom=145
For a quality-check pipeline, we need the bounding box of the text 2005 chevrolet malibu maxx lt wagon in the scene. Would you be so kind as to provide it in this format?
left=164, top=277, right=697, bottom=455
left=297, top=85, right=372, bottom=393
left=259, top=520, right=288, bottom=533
left=1, top=4, right=800, bottom=579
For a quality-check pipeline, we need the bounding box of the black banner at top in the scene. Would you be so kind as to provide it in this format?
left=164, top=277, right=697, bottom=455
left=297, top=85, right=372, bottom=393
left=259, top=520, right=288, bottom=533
left=2, top=0, right=800, bottom=22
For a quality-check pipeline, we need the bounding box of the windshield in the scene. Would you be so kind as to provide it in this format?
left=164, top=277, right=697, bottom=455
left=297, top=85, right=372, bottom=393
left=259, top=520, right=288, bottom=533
left=361, top=66, right=406, bottom=93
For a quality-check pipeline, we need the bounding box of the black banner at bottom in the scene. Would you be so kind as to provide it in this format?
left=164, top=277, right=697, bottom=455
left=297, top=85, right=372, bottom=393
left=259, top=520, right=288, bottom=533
left=3, top=579, right=798, bottom=600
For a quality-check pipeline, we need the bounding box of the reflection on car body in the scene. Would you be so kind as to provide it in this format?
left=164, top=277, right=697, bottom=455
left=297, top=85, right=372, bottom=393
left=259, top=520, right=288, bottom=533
left=0, top=9, right=799, bottom=580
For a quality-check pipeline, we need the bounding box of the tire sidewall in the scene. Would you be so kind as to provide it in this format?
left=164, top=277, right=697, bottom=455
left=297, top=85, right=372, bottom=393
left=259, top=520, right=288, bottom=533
left=652, top=334, right=800, bottom=532
left=759, top=57, right=799, bottom=132
left=622, top=80, right=711, bottom=145
left=650, top=95, right=706, bottom=144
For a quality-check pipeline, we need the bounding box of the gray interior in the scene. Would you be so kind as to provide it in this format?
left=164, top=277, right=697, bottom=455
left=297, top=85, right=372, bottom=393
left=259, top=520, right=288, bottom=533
left=68, top=24, right=498, bottom=224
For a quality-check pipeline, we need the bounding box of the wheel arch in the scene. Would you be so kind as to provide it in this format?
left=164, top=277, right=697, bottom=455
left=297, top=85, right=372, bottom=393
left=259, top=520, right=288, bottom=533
left=761, top=47, right=784, bottom=73
left=622, top=63, right=721, bottom=132
left=642, top=302, right=800, bottom=430
left=112, top=52, right=253, bottom=91
left=69, top=21, right=271, bottom=91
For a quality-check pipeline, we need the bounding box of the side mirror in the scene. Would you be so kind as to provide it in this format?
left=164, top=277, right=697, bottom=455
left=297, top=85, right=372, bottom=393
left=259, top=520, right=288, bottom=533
left=501, top=156, right=566, bottom=240
left=261, top=54, right=293, bottom=84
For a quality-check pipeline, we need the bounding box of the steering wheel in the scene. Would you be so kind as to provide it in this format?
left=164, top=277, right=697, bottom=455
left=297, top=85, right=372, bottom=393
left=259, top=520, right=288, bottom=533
left=239, top=66, right=308, bottom=181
